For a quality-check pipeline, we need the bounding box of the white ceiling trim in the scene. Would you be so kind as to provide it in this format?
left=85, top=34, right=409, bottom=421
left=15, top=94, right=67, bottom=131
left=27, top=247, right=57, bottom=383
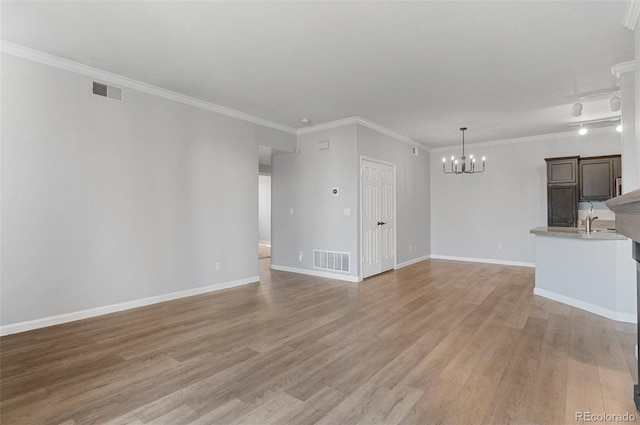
left=430, top=126, right=616, bottom=153
left=296, top=116, right=360, bottom=135
left=356, top=117, right=424, bottom=150
left=612, top=60, right=636, bottom=78
left=623, top=0, right=640, bottom=30
left=0, top=41, right=297, bottom=135
left=297, top=116, right=423, bottom=150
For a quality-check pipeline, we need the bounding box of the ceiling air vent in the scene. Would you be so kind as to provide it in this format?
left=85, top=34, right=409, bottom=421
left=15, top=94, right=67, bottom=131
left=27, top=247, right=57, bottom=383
left=92, top=81, right=124, bottom=102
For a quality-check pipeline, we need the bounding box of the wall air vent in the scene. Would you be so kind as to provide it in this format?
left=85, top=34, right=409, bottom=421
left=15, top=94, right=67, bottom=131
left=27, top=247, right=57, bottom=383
left=313, top=249, right=350, bottom=273
left=92, top=81, right=124, bottom=102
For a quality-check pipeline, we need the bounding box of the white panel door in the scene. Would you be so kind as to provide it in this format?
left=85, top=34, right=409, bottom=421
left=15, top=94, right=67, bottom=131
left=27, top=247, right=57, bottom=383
left=362, top=159, right=395, bottom=278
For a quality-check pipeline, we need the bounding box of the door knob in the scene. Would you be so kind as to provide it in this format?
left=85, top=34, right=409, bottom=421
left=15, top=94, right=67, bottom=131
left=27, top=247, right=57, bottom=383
left=377, top=221, right=387, bottom=226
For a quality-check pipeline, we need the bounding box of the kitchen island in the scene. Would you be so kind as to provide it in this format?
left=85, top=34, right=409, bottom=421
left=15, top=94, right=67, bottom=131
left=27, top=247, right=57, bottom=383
left=530, top=225, right=636, bottom=322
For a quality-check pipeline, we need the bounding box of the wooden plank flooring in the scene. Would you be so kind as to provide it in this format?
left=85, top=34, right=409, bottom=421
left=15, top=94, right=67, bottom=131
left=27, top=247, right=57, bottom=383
left=1, top=259, right=638, bottom=424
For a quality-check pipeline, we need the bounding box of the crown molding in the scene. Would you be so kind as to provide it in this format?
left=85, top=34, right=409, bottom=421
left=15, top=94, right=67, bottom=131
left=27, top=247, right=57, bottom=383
left=296, top=116, right=360, bottom=135
left=430, top=126, right=616, bottom=153
left=0, top=41, right=297, bottom=135
left=356, top=116, right=424, bottom=149
left=297, top=116, right=425, bottom=150
left=612, top=60, right=636, bottom=78
left=623, top=0, right=640, bottom=30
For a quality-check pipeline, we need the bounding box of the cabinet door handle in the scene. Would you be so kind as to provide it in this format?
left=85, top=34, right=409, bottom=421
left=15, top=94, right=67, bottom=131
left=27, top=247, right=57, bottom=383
left=377, top=221, right=387, bottom=226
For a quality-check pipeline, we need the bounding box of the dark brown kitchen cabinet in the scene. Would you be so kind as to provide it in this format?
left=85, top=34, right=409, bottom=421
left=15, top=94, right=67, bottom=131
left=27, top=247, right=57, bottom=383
left=547, top=156, right=579, bottom=184
left=545, top=156, right=579, bottom=227
left=548, top=185, right=579, bottom=227
left=579, top=155, right=621, bottom=201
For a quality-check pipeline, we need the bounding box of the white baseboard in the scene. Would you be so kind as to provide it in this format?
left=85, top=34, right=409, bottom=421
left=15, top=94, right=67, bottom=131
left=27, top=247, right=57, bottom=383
left=534, top=287, right=636, bottom=323
left=0, top=276, right=259, bottom=336
left=430, top=255, right=535, bottom=268
left=270, top=264, right=361, bottom=283
left=395, top=255, right=431, bottom=269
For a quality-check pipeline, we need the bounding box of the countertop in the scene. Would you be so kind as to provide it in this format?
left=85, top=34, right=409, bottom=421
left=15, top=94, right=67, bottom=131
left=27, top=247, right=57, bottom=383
left=606, top=188, right=640, bottom=243
left=529, top=226, right=627, bottom=240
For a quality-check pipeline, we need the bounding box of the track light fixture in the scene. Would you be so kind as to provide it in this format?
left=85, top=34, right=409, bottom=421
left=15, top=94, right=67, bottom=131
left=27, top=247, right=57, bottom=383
left=610, top=95, right=621, bottom=112
left=569, top=116, right=621, bottom=135
left=568, top=88, right=622, bottom=118
left=571, top=103, right=583, bottom=117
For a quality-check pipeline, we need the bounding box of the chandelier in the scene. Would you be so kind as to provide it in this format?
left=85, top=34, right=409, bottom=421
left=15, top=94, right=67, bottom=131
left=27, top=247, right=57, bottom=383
left=442, top=127, right=486, bottom=174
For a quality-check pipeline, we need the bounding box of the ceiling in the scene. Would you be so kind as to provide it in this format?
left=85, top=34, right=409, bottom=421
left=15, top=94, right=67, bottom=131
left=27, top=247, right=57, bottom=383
left=1, top=1, right=634, bottom=147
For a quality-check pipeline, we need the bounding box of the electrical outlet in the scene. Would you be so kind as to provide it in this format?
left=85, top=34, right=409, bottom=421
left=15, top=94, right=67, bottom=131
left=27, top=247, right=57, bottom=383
left=215, top=262, right=221, bottom=270
left=409, top=244, right=413, bottom=252
left=299, top=251, right=303, bottom=262
left=497, top=243, right=502, bottom=250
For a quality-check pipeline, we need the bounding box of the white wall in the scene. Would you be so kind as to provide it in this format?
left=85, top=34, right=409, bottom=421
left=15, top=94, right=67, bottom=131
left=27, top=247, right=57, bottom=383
left=356, top=125, right=430, bottom=266
left=271, top=124, right=359, bottom=278
left=258, top=174, right=271, bottom=242
left=1, top=53, right=295, bottom=328
left=271, top=122, right=431, bottom=279
left=430, top=130, right=622, bottom=265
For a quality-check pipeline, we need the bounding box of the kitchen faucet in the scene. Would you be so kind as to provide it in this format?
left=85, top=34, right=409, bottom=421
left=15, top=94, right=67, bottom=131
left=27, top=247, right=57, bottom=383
left=585, top=201, right=598, bottom=233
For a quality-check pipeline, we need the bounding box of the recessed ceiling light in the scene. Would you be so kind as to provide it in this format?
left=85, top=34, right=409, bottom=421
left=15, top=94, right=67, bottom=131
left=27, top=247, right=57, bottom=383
left=300, top=117, right=310, bottom=124
left=578, top=127, right=588, bottom=136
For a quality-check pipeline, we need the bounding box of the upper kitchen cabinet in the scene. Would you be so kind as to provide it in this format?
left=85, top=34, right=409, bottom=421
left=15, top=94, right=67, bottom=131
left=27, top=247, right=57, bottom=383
left=579, top=155, right=622, bottom=201
left=547, top=156, right=579, bottom=184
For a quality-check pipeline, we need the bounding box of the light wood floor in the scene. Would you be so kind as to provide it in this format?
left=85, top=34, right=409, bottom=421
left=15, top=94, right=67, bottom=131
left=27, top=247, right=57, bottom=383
left=1, top=259, right=638, bottom=425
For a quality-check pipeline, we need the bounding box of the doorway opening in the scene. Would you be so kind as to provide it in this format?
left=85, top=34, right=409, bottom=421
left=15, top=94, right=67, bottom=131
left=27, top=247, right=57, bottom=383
left=258, top=174, right=271, bottom=260
left=258, top=146, right=272, bottom=266
left=258, top=145, right=290, bottom=279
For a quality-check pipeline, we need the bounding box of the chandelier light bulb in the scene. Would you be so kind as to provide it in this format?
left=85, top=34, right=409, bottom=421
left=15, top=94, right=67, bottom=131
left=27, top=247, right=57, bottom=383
left=442, top=157, right=446, bottom=162
left=616, top=124, right=622, bottom=133
left=451, top=156, right=455, bottom=161
left=482, top=156, right=486, bottom=161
